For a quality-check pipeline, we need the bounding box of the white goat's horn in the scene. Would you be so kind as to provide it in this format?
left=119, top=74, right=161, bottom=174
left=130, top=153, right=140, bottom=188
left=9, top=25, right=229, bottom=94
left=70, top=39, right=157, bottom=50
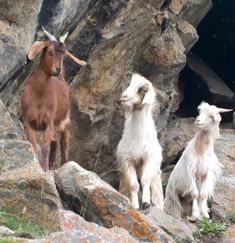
left=59, top=31, right=69, bottom=43
left=42, top=26, right=57, bottom=41
left=217, top=108, right=233, bottom=113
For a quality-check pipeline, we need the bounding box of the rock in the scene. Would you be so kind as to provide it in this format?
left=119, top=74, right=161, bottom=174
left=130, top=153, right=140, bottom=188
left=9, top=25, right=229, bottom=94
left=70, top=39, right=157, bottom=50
left=55, top=162, right=174, bottom=242
left=0, top=0, right=209, bottom=189
left=186, top=53, right=234, bottom=104
left=45, top=209, right=138, bottom=242
left=181, top=0, right=212, bottom=27
left=38, top=0, right=93, bottom=35
left=0, top=0, right=43, bottom=88
left=223, top=225, right=235, bottom=243
left=0, top=139, right=62, bottom=230
left=177, top=20, right=199, bottom=53
left=212, top=133, right=235, bottom=222
left=0, top=226, right=14, bottom=237
left=159, top=117, right=197, bottom=167
left=169, top=0, right=185, bottom=15
left=68, top=1, right=197, bottom=186
left=0, top=98, right=22, bottom=139
left=143, top=28, right=186, bottom=72
left=145, top=207, right=194, bottom=242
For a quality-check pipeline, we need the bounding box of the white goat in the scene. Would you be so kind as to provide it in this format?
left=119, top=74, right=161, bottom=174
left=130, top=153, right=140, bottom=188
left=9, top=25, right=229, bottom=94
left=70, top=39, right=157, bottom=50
left=117, top=73, right=164, bottom=210
left=164, top=102, right=232, bottom=220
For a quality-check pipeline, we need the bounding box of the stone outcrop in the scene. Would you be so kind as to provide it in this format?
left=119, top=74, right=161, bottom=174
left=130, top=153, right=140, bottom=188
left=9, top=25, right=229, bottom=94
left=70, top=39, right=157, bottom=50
left=145, top=207, right=194, bottom=242
left=0, top=0, right=43, bottom=90
left=46, top=209, right=138, bottom=243
left=0, top=0, right=234, bottom=242
left=0, top=0, right=210, bottom=188
left=0, top=97, right=62, bottom=230
left=55, top=162, right=174, bottom=242
left=212, top=133, right=235, bottom=222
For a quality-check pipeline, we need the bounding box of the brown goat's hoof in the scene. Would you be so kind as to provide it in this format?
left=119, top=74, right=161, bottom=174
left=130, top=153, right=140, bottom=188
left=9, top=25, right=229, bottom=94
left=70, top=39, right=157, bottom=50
left=143, top=202, right=150, bottom=210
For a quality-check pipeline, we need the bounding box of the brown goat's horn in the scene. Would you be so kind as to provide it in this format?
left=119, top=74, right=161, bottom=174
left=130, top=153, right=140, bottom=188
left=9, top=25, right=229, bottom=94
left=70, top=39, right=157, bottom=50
left=66, top=50, right=87, bottom=66
left=217, top=108, right=233, bottom=113
left=59, top=31, right=69, bottom=43
left=42, top=26, right=57, bottom=41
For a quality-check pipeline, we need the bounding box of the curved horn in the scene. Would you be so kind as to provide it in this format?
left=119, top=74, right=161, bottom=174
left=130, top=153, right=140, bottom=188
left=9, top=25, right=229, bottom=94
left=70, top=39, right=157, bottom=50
left=42, top=26, right=57, bottom=41
left=59, top=31, right=69, bottom=43
left=66, top=50, right=87, bottom=66
left=217, top=108, right=233, bottom=113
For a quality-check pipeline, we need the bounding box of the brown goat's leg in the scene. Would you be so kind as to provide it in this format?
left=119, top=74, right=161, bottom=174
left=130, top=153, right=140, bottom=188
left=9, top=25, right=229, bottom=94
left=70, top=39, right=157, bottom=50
left=41, top=126, right=53, bottom=171
left=60, top=129, right=69, bottom=166
left=25, top=122, right=38, bottom=161
left=49, top=140, right=57, bottom=169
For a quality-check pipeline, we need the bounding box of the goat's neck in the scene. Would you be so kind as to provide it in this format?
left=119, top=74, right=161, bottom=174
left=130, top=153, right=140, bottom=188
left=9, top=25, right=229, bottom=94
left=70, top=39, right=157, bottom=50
left=194, top=126, right=218, bottom=155
left=125, top=105, right=154, bottom=130
left=32, top=65, right=52, bottom=94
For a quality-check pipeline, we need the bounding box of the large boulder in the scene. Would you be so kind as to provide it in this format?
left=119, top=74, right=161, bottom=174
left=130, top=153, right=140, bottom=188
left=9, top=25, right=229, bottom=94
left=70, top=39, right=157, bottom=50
left=0, top=98, right=23, bottom=139
left=145, top=207, right=194, bottom=242
left=212, top=133, right=235, bottom=222
left=68, top=0, right=202, bottom=186
left=46, top=209, right=138, bottom=243
left=0, top=101, right=63, bottom=229
left=159, top=117, right=197, bottom=168
left=0, top=139, right=63, bottom=229
left=55, top=162, right=174, bottom=242
left=0, top=0, right=43, bottom=88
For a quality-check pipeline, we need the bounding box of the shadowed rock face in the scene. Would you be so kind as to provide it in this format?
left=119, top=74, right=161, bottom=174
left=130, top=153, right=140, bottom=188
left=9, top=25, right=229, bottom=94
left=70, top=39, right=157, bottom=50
left=0, top=0, right=212, bottom=187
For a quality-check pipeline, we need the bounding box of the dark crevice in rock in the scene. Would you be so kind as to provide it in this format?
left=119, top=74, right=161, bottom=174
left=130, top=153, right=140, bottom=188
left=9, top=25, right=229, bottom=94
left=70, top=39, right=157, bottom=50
left=177, top=0, right=235, bottom=122
left=192, top=0, right=235, bottom=92
left=177, top=64, right=213, bottom=118
left=56, top=187, right=82, bottom=216
left=37, top=0, right=60, bottom=31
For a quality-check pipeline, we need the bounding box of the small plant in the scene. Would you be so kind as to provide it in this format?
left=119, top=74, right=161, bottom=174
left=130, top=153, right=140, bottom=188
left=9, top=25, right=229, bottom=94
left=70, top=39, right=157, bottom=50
left=0, top=208, right=51, bottom=238
left=193, top=218, right=226, bottom=240
left=0, top=237, right=18, bottom=243
left=226, top=210, right=235, bottom=223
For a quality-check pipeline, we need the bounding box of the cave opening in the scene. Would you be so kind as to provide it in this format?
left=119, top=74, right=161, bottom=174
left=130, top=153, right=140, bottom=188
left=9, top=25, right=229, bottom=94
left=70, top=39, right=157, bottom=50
left=177, top=0, right=235, bottom=122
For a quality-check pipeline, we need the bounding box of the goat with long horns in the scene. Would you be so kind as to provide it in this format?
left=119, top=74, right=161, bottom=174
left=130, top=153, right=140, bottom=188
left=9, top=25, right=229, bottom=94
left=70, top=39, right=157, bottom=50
left=21, top=27, right=86, bottom=171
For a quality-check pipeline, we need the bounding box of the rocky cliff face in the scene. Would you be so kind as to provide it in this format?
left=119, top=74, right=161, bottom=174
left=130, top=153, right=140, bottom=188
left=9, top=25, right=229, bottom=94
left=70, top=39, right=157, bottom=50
left=0, top=0, right=234, bottom=242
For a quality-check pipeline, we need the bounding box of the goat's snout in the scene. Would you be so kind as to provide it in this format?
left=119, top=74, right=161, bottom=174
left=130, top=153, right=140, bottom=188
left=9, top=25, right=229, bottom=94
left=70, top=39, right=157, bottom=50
left=53, top=67, right=61, bottom=76
left=119, top=94, right=130, bottom=103
left=194, top=117, right=202, bottom=126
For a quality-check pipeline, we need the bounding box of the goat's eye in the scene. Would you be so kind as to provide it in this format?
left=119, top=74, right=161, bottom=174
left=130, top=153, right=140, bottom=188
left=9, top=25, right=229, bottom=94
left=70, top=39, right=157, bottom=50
left=209, top=115, right=214, bottom=120
left=138, top=87, right=148, bottom=94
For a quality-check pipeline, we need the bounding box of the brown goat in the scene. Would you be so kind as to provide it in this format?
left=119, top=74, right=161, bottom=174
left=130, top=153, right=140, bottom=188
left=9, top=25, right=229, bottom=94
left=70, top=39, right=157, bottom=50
left=21, top=28, right=86, bottom=171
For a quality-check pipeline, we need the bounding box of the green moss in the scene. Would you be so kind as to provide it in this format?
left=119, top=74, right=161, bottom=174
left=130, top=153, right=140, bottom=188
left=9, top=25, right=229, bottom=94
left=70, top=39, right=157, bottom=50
left=0, top=207, right=51, bottom=238
left=226, top=210, right=235, bottom=223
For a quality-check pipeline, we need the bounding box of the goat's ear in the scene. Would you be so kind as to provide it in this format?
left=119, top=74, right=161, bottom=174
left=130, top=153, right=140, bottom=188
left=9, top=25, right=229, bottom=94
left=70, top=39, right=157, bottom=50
left=142, top=84, right=155, bottom=105
left=65, top=50, right=87, bottom=66
left=28, top=41, right=49, bottom=60
left=212, top=113, right=221, bottom=122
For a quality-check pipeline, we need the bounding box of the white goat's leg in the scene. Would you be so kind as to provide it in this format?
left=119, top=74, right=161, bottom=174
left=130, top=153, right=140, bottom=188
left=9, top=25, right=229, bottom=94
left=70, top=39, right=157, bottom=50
left=141, top=160, right=156, bottom=210
left=128, top=164, right=140, bottom=209
left=199, top=175, right=212, bottom=218
left=198, top=196, right=209, bottom=219
left=190, top=181, right=200, bottom=219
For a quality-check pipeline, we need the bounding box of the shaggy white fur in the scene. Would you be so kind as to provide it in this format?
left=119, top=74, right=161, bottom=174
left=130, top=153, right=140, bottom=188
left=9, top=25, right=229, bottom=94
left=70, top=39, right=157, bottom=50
left=164, top=102, right=232, bottom=220
left=117, top=73, right=164, bottom=210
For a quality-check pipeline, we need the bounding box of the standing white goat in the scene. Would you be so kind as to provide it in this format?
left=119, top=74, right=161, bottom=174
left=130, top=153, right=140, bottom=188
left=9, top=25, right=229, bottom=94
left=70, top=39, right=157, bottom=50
left=164, top=102, right=232, bottom=220
left=117, top=73, right=164, bottom=210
